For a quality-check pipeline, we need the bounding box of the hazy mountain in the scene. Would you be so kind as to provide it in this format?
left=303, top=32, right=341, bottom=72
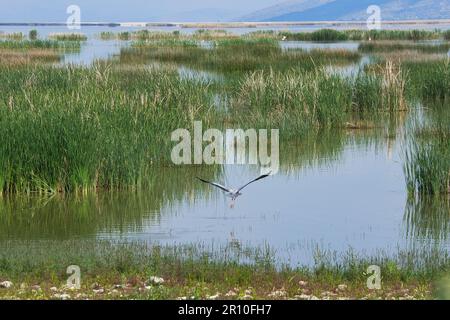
left=154, top=8, right=240, bottom=22
left=239, top=0, right=450, bottom=21
left=340, top=0, right=450, bottom=20
left=239, top=0, right=336, bottom=21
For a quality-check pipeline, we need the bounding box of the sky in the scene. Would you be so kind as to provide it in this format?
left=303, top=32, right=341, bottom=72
left=0, top=0, right=286, bottom=22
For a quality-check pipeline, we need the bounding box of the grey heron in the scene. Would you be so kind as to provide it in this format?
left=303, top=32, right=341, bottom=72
left=196, top=172, right=271, bottom=206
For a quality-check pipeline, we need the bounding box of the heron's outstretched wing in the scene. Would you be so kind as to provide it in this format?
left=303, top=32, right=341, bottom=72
left=237, top=172, right=271, bottom=193
left=196, top=177, right=231, bottom=193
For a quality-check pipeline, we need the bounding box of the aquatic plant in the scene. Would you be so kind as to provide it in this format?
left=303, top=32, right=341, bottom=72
left=48, top=33, right=87, bottom=41
left=404, top=104, right=450, bottom=196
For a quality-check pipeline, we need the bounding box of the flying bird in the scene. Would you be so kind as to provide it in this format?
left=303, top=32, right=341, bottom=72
left=196, top=172, right=271, bottom=207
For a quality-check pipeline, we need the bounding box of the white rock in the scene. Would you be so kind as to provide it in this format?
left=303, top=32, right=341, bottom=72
left=93, top=288, right=104, bottom=294
left=31, top=285, right=41, bottom=292
left=268, top=290, right=287, bottom=298
left=207, top=293, right=220, bottom=300
left=148, top=276, right=165, bottom=285
left=321, top=291, right=337, bottom=297
left=0, top=281, right=13, bottom=289
left=176, top=296, right=187, bottom=300
left=55, top=293, right=71, bottom=300
left=298, top=281, right=308, bottom=287
left=225, top=290, right=237, bottom=297
left=241, top=294, right=253, bottom=300
left=50, top=287, right=58, bottom=292
left=337, top=284, right=348, bottom=291
left=294, top=294, right=311, bottom=300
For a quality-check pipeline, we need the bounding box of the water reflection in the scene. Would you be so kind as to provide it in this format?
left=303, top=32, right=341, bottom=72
left=404, top=196, right=450, bottom=241
left=0, top=165, right=221, bottom=240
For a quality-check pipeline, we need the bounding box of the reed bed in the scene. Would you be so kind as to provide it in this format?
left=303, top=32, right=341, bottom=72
left=232, top=63, right=406, bottom=134
left=359, top=41, right=450, bottom=54
left=259, top=29, right=441, bottom=41
left=0, top=32, right=25, bottom=40
left=0, top=63, right=218, bottom=194
left=126, top=38, right=361, bottom=73
left=403, top=59, right=450, bottom=100
left=48, top=33, right=87, bottom=41
left=0, top=39, right=81, bottom=50
left=369, top=50, right=448, bottom=63
left=444, top=30, right=450, bottom=41
left=99, top=29, right=237, bottom=41
left=405, top=105, right=450, bottom=196
left=0, top=49, right=61, bottom=65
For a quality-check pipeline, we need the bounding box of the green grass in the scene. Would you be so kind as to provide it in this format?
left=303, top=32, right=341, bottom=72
left=0, top=241, right=450, bottom=299
left=0, top=240, right=447, bottom=299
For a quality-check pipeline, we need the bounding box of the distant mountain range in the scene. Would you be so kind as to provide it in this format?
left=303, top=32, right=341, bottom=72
left=239, top=0, right=450, bottom=21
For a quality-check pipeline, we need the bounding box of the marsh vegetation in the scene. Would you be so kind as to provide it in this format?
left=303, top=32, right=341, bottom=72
left=0, top=28, right=449, bottom=299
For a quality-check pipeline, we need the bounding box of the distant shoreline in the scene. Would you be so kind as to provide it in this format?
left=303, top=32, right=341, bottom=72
left=1, top=19, right=450, bottom=29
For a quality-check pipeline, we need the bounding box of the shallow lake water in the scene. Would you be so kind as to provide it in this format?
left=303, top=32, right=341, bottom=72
left=1, top=26, right=449, bottom=267
left=1, top=119, right=448, bottom=266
